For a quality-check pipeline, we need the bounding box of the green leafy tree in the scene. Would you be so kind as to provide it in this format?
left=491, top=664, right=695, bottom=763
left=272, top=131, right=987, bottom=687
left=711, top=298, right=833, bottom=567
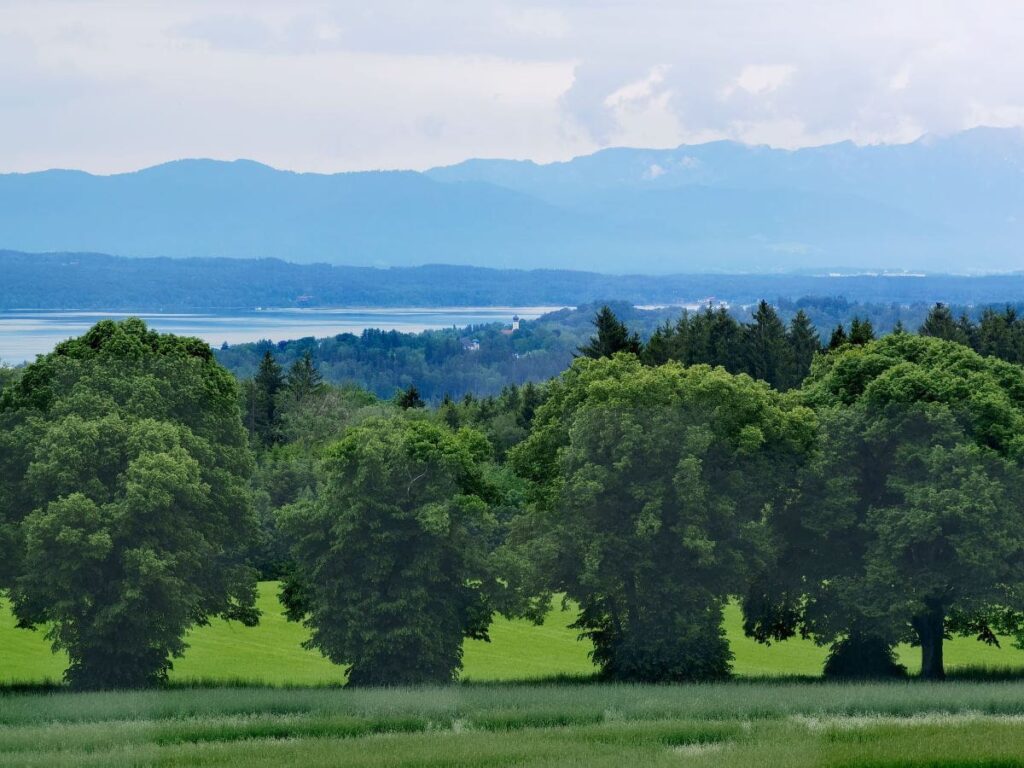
left=0, top=319, right=258, bottom=688
left=750, top=335, right=1024, bottom=680
left=577, top=306, right=641, bottom=359
left=510, top=354, right=815, bottom=681
left=278, top=417, right=504, bottom=685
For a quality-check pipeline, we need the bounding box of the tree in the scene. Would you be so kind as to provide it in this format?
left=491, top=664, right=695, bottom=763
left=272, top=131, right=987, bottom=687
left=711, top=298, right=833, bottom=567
left=577, top=306, right=641, bottom=359
left=977, top=307, right=1024, bottom=363
left=0, top=319, right=258, bottom=688
left=750, top=335, right=1024, bottom=680
left=509, top=355, right=815, bottom=681
left=284, top=350, right=325, bottom=403
left=787, top=309, right=821, bottom=387
left=919, top=303, right=970, bottom=345
left=848, top=316, right=875, bottom=346
left=246, top=351, right=284, bottom=446
left=396, top=384, right=426, bottom=409
left=744, top=301, right=794, bottom=390
left=827, top=324, right=848, bottom=350
left=278, top=417, right=503, bottom=685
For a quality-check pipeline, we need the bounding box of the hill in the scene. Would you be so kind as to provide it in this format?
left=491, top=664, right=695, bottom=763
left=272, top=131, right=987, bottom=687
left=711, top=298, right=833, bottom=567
left=2, top=128, right=1024, bottom=273
left=5, top=251, right=1024, bottom=311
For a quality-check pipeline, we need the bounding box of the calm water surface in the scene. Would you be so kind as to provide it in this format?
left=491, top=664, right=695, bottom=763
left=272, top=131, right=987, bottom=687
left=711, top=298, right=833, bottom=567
left=0, top=307, right=563, bottom=363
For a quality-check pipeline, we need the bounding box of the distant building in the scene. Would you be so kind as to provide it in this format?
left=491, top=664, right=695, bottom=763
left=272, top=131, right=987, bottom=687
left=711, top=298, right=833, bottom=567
left=461, top=337, right=481, bottom=352
left=501, top=314, right=522, bottom=335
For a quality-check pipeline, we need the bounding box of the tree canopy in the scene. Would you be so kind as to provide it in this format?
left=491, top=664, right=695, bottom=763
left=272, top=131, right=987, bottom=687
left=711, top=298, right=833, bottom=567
left=510, top=353, right=815, bottom=681
left=748, top=334, right=1024, bottom=679
left=0, top=319, right=258, bottom=688
left=279, top=416, right=506, bottom=685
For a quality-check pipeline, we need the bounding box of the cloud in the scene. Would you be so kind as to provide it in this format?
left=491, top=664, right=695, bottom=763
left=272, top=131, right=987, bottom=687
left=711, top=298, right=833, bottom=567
left=2, top=1, right=1024, bottom=172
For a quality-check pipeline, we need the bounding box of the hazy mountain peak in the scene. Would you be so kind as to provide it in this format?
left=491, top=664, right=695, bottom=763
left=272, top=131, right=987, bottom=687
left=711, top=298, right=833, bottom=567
left=1, top=127, right=1022, bottom=274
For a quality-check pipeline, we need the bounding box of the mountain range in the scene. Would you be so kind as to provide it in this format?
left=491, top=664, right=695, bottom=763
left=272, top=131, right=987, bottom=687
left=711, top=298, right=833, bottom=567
left=2, top=127, right=1022, bottom=273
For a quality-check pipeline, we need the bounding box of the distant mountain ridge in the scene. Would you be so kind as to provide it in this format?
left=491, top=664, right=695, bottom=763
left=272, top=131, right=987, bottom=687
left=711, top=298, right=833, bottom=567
left=2, top=127, right=1023, bottom=273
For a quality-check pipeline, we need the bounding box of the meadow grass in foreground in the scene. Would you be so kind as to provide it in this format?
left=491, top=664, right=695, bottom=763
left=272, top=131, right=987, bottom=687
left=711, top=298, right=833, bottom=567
left=6, top=583, right=1024, bottom=686
left=5, top=682, right=1024, bottom=766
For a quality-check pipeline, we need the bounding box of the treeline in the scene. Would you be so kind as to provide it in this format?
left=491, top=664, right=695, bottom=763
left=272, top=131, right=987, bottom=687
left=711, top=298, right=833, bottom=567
left=218, top=320, right=580, bottom=404
left=10, top=249, right=1024, bottom=311
left=5, top=306, right=1024, bottom=689
left=214, top=299, right=1024, bottom=403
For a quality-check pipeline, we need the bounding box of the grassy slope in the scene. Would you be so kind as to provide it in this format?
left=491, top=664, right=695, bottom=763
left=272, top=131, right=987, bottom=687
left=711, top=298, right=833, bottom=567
left=6, top=683, right=1024, bottom=766
left=4, top=582, right=1024, bottom=685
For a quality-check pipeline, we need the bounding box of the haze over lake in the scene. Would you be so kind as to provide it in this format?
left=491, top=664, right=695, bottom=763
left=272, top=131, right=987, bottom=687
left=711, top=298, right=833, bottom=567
left=0, top=307, right=562, bottom=363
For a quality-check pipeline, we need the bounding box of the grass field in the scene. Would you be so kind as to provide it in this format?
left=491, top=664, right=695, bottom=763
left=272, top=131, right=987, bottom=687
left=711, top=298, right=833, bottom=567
left=5, top=582, right=1024, bottom=686
left=6, top=682, right=1024, bottom=766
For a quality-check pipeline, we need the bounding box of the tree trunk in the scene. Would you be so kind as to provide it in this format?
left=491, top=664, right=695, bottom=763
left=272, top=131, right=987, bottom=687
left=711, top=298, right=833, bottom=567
left=913, top=605, right=946, bottom=680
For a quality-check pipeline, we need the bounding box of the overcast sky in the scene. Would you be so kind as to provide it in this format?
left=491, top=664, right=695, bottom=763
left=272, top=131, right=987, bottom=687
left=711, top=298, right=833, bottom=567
left=3, top=0, right=1023, bottom=173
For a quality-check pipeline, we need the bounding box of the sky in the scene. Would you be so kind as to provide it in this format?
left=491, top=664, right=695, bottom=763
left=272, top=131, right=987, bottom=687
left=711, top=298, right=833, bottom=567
left=2, top=0, right=1024, bottom=174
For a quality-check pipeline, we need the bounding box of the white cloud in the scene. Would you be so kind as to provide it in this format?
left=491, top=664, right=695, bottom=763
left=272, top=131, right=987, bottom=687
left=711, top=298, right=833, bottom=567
left=724, top=64, right=797, bottom=98
left=2, top=1, right=1024, bottom=172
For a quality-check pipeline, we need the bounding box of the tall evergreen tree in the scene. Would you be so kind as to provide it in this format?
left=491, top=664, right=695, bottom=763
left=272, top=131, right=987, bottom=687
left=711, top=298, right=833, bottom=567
left=641, top=320, right=676, bottom=366
left=577, top=306, right=642, bottom=359
left=285, top=350, right=325, bottom=403
left=977, top=306, right=1024, bottom=363
left=787, top=309, right=821, bottom=388
left=744, top=301, right=794, bottom=390
left=848, top=316, right=875, bottom=346
left=248, top=351, right=284, bottom=446
left=919, top=303, right=970, bottom=345
left=827, top=324, right=848, bottom=350
left=396, top=384, right=426, bottom=409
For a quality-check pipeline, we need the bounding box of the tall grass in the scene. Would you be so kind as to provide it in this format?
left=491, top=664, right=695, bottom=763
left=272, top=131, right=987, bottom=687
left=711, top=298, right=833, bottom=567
left=5, top=682, right=1024, bottom=766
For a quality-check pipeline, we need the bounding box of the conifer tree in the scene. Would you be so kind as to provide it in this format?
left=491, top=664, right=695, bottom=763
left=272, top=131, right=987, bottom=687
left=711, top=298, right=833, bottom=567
left=848, top=316, right=875, bottom=346
left=919, top=303, right=969, bottom=345
left=787, top=309, right=821, bottom=388
left=577, top=306, right=642, bottom=359
left=248, top=351, right=284, bottom=446
left=744, top=301, right=794, bottom=390
left=285, top=350, right=325, bottom=403
left=396, top=384, right=426, bottom=409
left=827, top=324, right=848, bottom=350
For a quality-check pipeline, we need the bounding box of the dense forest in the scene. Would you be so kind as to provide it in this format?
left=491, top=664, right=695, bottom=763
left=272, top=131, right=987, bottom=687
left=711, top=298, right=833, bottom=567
left=6, top=249, right=1024, bottom=310
left=216, top=299, right=1024, bottom=401
left=4, top=301, right=1024, bottom=689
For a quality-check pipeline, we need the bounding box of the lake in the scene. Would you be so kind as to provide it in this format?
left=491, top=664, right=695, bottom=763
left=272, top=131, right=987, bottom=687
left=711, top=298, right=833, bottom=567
left=0, top=307, right=564, bottom=363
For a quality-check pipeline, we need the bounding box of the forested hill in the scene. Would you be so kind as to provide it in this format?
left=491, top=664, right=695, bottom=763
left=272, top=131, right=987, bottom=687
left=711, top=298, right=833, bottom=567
left=5, top=250, right=1024, bottom=311
left=215, top=299, right=1024, bottom=402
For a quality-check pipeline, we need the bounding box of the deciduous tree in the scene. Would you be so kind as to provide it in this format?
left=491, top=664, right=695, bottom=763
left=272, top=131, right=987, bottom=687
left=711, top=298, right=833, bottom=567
left=0, top=319, right=258, bottom=688
left=749, top=335, right=1024, bottom=680
left=510, top=354, right=815, bottom=681
left=279, top=417, right=504, bottom=685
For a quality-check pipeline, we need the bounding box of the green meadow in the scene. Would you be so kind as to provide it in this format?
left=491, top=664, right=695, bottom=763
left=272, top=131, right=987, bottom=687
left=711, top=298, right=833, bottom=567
left=6, top=682, right=1024, bottom=767
left=6, top=582, right=1024, bottom=686
left=9, top=581, right=1024, bottom=765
